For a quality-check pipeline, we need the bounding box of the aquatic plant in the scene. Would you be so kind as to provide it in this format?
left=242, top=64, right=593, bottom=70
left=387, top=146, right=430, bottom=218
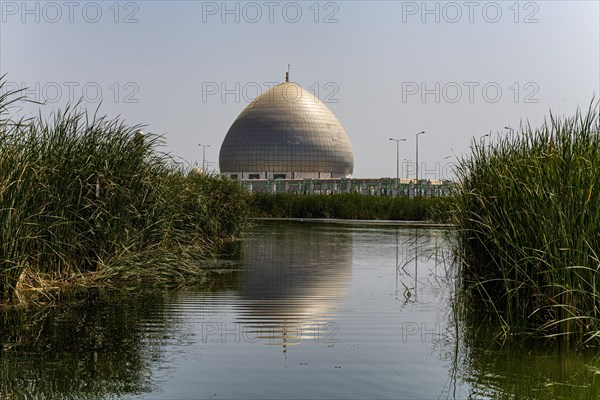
left=0, top=77, right=250, bottom=303
left=453, top=101, right=600, bottom=344
left=250, top=192, right=454, bottom=222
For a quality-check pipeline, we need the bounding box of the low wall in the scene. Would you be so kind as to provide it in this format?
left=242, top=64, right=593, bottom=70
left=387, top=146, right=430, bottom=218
left=239, top=178, right=456, bottom=197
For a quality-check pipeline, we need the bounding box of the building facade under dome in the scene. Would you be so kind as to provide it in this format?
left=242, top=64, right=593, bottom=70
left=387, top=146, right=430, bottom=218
left=218, top=76, right=354, bottom=180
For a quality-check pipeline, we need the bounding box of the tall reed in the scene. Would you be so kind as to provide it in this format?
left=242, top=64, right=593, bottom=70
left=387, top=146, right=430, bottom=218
left=454, top=101, right=600, bottom=343
left=0, top=78, right=250, bottom=302
left=250, top=192, right=454, bottom=222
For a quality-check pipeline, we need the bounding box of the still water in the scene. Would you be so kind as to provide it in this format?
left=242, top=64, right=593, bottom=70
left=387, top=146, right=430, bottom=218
left=1, top=221, right=599, bottom=399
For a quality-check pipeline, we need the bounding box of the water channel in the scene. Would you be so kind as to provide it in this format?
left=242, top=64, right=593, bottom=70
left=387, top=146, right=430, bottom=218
left=1, top=221, right=599, bottom=399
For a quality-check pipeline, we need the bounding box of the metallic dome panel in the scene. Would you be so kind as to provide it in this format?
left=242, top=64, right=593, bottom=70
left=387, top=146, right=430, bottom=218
left=219, top=82, right=354, bottom=178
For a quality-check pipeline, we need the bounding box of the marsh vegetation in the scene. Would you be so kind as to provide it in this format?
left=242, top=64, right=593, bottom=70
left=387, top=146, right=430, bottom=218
left=250, top=192, right=454, bottom=222
left=0, top=79, right=250, bottom=303
left=453, top=102, right=600, bottom=344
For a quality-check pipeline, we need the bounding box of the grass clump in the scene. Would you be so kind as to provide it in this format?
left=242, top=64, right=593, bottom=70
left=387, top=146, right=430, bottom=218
left=454, top=101, right=600, bottom=344
left=250, top=192, right=454, bottom=222
left=0, top=78, right=250, bottom=303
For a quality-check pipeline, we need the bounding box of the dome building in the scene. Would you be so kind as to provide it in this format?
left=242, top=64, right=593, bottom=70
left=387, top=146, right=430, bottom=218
left=219, top=73, right=354, bottom=180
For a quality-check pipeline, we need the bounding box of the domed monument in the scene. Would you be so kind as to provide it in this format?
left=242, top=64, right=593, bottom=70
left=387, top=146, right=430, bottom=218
left=219, top=71, right=354, bottom=180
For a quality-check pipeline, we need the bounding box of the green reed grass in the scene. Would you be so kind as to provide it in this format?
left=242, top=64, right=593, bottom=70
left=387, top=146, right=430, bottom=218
left=454, top=101, right=600, bottom=344
left=0, top=78, right=250, bottom=303
left=250, top=192, right=454, bottom=222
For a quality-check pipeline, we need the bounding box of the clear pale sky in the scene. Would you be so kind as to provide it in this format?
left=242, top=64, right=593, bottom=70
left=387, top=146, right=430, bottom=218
left=1, top=1, right=598, bottom=179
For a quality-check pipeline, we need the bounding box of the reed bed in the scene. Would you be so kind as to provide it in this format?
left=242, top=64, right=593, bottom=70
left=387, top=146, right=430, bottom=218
left=250, top=192, right=454, bottom=221
left=453, top=102, right=600, bottom=344
left=0, top=79, right=250, bottom=303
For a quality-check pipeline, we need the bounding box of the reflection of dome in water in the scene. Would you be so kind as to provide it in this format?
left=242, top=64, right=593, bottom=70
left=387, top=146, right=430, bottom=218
left=236, top=224, right=352, bottom=321
left=235, top=224, right=352, bottom=346
left=219, top=74, right=354, bottom=179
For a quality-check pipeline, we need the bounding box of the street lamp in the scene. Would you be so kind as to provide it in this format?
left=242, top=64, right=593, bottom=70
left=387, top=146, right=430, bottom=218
left=389, top=138, right=406, bottom=190
left=480, top=133, right=490, bottom=146
left=198, top=144, right=210, bottom=172
left=504, top=126, right=514, bottom=134
left=415, top=131, right=425, bottom=182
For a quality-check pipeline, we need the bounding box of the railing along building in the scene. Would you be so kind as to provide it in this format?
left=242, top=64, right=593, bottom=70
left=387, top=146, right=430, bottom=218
left=238, top=178, right=456, bottom=197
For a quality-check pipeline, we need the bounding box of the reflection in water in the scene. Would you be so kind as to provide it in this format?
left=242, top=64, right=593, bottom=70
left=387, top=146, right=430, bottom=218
left=235, top=222, right=352, bottom=347
left=445, top=235, right=600, bottom=400
left=394, top=227, right=445, bottom=305
left=0, top=293, right=175, bottom=399
left=1, top=222, right=599, bottom=399
left=390, top=227, right=600, bottom=400
left=451, top=308, right=600, bottom=399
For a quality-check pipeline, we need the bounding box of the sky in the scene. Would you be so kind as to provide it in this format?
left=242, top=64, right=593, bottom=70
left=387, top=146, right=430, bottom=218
left=1, top=0, right=599, bottom=179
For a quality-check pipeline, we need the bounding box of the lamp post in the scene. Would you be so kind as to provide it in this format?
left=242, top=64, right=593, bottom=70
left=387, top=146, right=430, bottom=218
left=442, top=155, right=453, bottom=182
left=415, top=131, right=425, bottom=182
left=198, top=144, right=210, bottom=172
left=389, top=138, right=406, bottom=190
left=480, top=133, right=490, bottom=146
left=504, top=126, right=514, bottom=134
